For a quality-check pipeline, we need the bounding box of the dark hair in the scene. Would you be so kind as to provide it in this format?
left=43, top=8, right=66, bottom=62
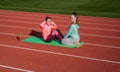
left=45, top=16, right=52, bottom=21
left=72, top=12, right=77, bottom=17
left=72, top=12, right=79, bottom=25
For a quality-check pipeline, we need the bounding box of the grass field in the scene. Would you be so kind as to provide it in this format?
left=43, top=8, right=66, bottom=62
left=0, top=0, right=120, bottom=18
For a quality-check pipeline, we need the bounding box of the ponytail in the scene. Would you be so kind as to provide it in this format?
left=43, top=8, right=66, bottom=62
left=72, top=12, right=79, bottom=26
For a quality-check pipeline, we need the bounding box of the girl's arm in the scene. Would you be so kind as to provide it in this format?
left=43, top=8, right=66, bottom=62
left=64, top=25, right=73, bottom=38
left=40, top=21, right=46, bottom=29
left=51, top=21, right=57, bottom=30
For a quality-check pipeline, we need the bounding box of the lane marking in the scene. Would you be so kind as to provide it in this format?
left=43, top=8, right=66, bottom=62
left=0, top=43, right=120, bottom=64
left=80, top=33, right=120, bottom=39
left=0, top=24, right=38, bottom=30
left=0, top=19, right=38, bottom=24
left=0, top=64, right=34, bottom=72
left=81, top=27, right=120, bottom=32
left=85, top=43, right=120, bottom=49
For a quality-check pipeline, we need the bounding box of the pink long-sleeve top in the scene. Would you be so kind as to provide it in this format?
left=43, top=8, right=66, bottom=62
left=40, top=21, right=57, bottom=40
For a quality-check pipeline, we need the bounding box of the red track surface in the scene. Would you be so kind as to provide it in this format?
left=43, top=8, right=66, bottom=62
left=0, top=10, right=120, bottom=72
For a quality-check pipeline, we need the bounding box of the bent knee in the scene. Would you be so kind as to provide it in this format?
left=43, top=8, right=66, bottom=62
left=52, top=30, right=58, bottom=35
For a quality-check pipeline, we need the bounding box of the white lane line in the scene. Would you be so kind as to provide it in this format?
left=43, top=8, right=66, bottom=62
left=0, top=43, right=120, bottom=65
left=1, top=14, right=120, bottom=27
left=0, top=24, right=38, bottom=30
left=85, top=43, right=120, bottom=49
left=0, top=32, right=120, bottom=49
left=0, top=32, right=18, bottom=36
left=0, top=32, right=29, bottom=37
left=0, top=10, right=120, bottom=23
left=0, top=19, right=38, bottom=24
left=80, top=33, right=120, bottom=39
left=79, top=22, right=120, bottom=27
left=0, top=24, right=120, bottom=39
left=81, top=27, right=120, bottom=32
left=0, top=64, right=34, bottom=72
left=0, top=19, right=120, bottom=32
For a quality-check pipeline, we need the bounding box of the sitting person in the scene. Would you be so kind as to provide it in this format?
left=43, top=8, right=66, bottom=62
left=62, top=12, right=80, bottom=46
left=40, top=16, right=63, bottom=42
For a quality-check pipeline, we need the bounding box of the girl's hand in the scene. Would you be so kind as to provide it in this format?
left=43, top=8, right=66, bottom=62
left=51, top=21, right=57, bottom=29
left=51, top=28, right=57, bottom=31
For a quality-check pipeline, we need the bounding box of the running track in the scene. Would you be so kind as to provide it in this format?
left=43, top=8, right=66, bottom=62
left=0, top=10, right=120, bottom=72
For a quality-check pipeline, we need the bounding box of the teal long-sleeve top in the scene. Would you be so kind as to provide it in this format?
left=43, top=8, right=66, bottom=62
left=64, top=24, right=80, bottom=40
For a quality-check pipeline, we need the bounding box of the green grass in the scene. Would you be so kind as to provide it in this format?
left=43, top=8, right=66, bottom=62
left=0, top=0, right=120, bottom=18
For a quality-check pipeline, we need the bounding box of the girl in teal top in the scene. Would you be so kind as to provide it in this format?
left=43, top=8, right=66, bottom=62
left=62, top=12, right=80, bottom=46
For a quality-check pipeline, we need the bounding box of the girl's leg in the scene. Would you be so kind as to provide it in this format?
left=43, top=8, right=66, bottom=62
left=45, top=30, right=63, bottom=42
left=45, top=33, right=55, bottom=42
left=56, top=29, right=64, bottom=38
left=62, top=38, right=78, bottom=45
left=52, top=30, right=63, bottom=41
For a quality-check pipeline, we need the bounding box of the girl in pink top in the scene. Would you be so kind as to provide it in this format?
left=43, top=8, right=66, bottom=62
left=40, top=16, right=63, bottom=42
